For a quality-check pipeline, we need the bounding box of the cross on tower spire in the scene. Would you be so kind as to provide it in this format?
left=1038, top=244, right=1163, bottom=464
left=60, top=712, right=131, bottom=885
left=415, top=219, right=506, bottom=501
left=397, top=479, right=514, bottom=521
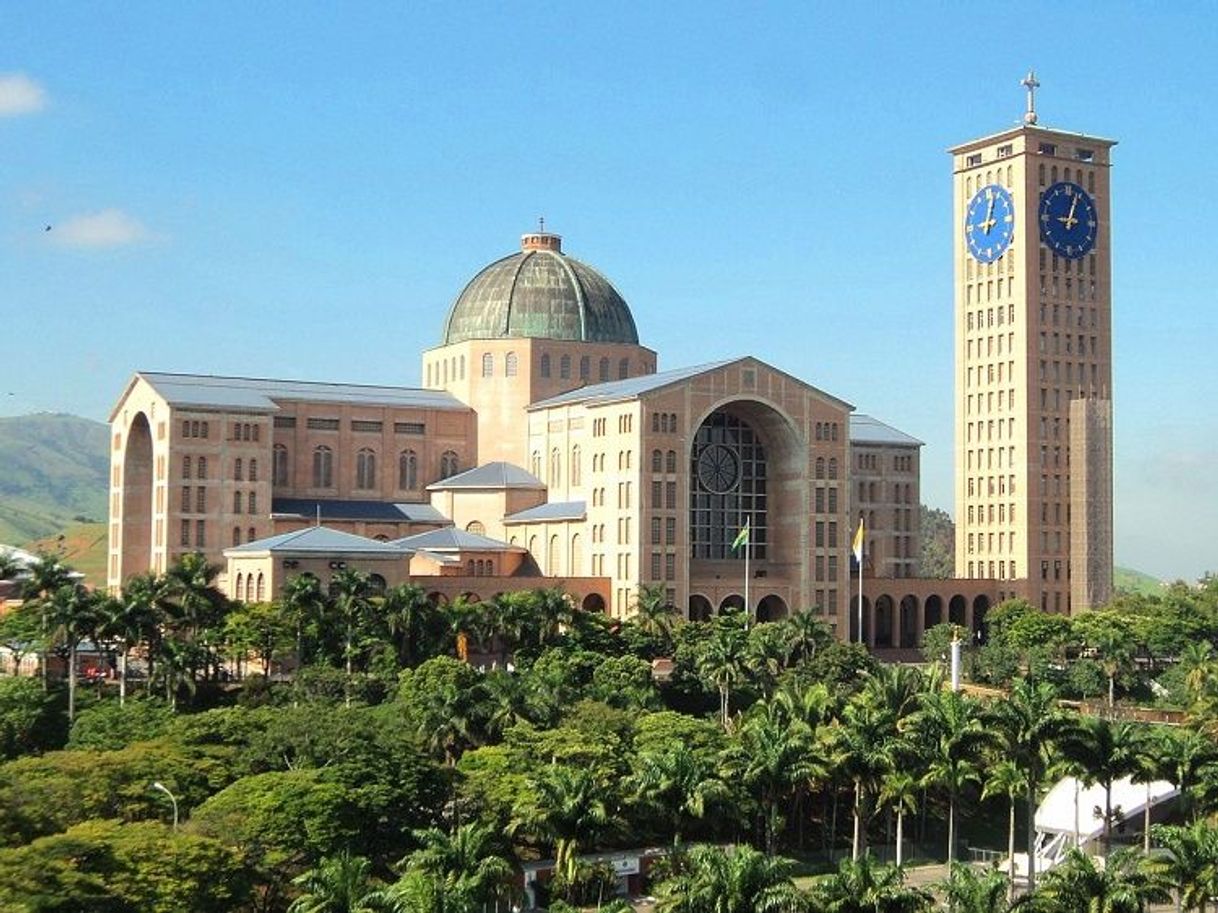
left=538, top=216, right=545, bottom=233
left=1021, top=69, right=1041, bottom=125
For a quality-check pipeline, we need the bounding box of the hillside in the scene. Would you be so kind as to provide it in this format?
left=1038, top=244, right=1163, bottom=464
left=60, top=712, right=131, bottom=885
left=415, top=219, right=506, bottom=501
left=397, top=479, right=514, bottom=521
left=0, top=413, right=109, bottom=545
left=1115, top=566, right=1165, bottom=597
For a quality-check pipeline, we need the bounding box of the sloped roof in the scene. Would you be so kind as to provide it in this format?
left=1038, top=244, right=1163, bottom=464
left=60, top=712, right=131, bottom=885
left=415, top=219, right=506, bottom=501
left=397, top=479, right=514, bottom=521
left=224, top=526, right=408, bottom=556
left=849, top=414, right=924, bottom=447
left=1036, top=775, right=1177, bottom=838
left=504, top=500, right=587, bottom=523
left=117, top=372, right=467, bottom=417
left=528, top=360, right=736, bottom=409
left=271, top=498, right=449, bottom=524
left=390, top=528, right=521, bottom=552
left=427, top=461, right=545, bottom=491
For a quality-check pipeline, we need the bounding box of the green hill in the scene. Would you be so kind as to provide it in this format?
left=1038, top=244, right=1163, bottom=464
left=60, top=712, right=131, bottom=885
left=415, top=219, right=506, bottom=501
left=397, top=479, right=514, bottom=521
left=1115, top=566, right=1165, bottom=597
left=0, top=413, right=109, bottom=545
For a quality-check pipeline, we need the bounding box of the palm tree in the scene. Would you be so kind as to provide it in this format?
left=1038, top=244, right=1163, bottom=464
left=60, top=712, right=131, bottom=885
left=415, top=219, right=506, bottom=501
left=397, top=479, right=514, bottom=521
left=988, top=677, right=1073, bottom=891
left=533, top=588, right=575, bottom=646
left=288, top=851, right=383, bottom=913
left=1130, top=726, right=1175, bottom=854
left=380, top=583, right=432, bottom=668
left=630, top=743, right=730, bottom=846
left=727, top=697, right=825, bottom=855
left=329, top=569, right=372, bottom=706
left=654, top=843, right=804, bottom=913
left=1035, top=847, right=1170, bottom=913
left=631, top=583, right=679, bottom=640
left=746, top=623, right=791, bottom=697
left=981, top=759, right=1027, bottom=901
left=833, top=696, right=895, bottom=861
left=97, top=582, right=158, bottom=705
left=399, top=822, right=512, bottom=905
left=163, top=552, right=228, bottom=684
left=508, top=765, right=620, bottom=884
left=811, top=854, right=933, bottom=913
left=697, top=621, right=748, bottom=728
left=934, top=864, right=1014, bottom=913
left=1155, top=726, right=1218, bottom=823
left=1057, top=716, right=1141, bottom=856
left=20, top=552, right=73, bottom=690
left=1151, top=820, right=1218, bottom=913
left=44, top=582, right=100, bottom=721
left=878, top=770, right=918, bottom=869
left=783, top=610, right=831, bottom=665
left=906, top=688, right=988, bottom=867
left=281, top=573, right=326, bottom=672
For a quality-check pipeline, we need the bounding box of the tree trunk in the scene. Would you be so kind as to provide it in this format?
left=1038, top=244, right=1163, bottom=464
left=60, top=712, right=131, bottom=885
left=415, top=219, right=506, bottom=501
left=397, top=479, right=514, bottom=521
left=345, top=619, right=353, bottom=708
left=1104, top=783, right=1113, bottom=856
left=720, top=684, right=729, bottom=729
left=852, top=779, right=862, bottom=861
left=1007, top=797, right=1016, bottom=903
left=896, top=807, right=904, bottom=868
left=119, top=650, right=127, bottom=706
left=1026, top=777, right=1037, bottom=891
left=830, top=787, right=839, bottom=859
left=67, top=641, right=77, bottom=722
left=1108, top=673, right=1115, bottom=709
left=947, top=791, right=956, bottom=866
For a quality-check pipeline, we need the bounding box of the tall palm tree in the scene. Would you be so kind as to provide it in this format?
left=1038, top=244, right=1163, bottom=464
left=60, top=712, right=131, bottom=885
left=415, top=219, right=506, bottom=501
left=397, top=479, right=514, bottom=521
left=288, top=851, right=383, bottom=913
left=783, top=610, right=831, bottom=666
left=329, top=569, right=371, bottom=706
left=380, top=583, right=432, bottom=668
left=281, top=573, right=326, bottom=673
left=1155, top=726, right=1218, bottom=823
left=631, top=583, right=679, bottom=640
left=508, top=765, right=620, bottom=884
left=988, top=677, right=1073, bottom=891
left=97, top=583, right=158, bottom=705
left=20, top=552, right=73, bottom=690
left=1057, top=716, right=1141, bottom=856
left=654, top=843, right=804, bottom=913
left=878, top=770, right=918, bottom=869
left=630, top=743, right=730, bottom=846
left=400, top=822, right=512, bottom=906
left=1130, top=725, right=1175, bottom=854
left=44, top=582, right=100, bottom=721
left=746, top=623, right=791, bottom=697
left=163, top=552, right=228, bottom=685
left=833, top=695, right=895, bottom=861
left=981, top=759, right=1027, bottom=900
left=727, top=697, right=825, bottom=855
left=1035, top=847, right=1170, bottom=913
left=533, top=588, right=575, bottom=646
left=1150, top=820, right=1218, bottom=913
left=906, top=688, right=988, bottom=868
left=811, top=854, right=933, bottom=913
left=697, top=621, right=748, bottom=728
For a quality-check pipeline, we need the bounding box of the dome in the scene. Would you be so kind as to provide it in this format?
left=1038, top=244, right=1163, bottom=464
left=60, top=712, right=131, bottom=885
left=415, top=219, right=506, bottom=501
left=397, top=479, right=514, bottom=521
left=441, top=232, right=639, bottom=345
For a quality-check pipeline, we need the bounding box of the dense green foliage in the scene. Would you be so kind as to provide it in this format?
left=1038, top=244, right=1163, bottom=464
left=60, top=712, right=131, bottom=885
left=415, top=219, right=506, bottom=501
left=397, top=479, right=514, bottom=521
left=3, top=554, right=1218, bottom=911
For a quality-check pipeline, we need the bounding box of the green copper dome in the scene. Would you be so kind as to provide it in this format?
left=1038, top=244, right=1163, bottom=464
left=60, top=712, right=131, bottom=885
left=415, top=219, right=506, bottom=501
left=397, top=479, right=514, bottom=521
left=441, top=232, right=639, bottom=345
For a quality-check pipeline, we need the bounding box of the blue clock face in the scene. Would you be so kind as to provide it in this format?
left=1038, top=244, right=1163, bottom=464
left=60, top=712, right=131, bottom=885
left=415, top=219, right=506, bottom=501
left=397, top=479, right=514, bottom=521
left=1039, top=182, right=1097, bottom=260
left=964, top=184, right=1015, bottom=263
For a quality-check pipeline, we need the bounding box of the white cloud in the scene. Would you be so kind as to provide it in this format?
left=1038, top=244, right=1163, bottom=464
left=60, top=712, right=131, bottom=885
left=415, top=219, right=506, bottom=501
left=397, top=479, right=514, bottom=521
left=0, top=73, right=47, bottom=116
left=53, top=209, right=150, bottom=249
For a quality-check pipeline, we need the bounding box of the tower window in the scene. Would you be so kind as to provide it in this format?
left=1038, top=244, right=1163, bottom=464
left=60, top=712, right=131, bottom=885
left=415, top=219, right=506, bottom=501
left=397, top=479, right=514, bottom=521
left=356, top=448, right=377, bottom=489
left=481, top=353, right=493, bottom=377
left=560, top=355, right=571, bottom=379
left=540, top=353, right=551, bottom=378
left=505, top=352, right=518, bottom=377
left=966, top=153, right=982, bottom=167
left=1038, top=142, right=1056, bottom=156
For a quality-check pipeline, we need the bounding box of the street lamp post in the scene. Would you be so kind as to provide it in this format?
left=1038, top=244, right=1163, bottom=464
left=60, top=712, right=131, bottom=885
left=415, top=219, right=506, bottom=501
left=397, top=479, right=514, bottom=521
left=152, top=781, right=178, bottom=831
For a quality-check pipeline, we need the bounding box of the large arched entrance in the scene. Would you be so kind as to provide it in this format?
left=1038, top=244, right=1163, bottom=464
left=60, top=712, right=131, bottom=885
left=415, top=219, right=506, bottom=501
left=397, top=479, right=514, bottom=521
left=948, top=595, right=967, bottom=627
left=756, top=594, right=788, bottom=622
left=850, top=595, right=870, bottom=644
left=120, top=412, right=153, bottom=580
left=688, top=594, right=712, bottom=622
left=718, top=594, right=744, bottom=614
left=874, top=595, right=895, bottom=647
left=972, top=595, right=991, bottom=644
left=582, top=593, right=606, bottom=614
left=899, top=595, right=919, bottom=648
left=924, top=594, right=944, bottom=631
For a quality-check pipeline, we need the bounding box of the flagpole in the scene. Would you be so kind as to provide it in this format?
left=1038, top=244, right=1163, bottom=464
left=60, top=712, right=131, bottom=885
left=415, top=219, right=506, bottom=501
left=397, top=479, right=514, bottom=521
left=744, top=514, right=750, bottom=629
left=857, top=539, right=863, bottom=647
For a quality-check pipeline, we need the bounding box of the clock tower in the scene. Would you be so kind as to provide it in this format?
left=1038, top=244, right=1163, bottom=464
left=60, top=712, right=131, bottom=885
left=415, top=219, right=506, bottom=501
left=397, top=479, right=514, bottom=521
left=950, top=73, right=1116, bottom=614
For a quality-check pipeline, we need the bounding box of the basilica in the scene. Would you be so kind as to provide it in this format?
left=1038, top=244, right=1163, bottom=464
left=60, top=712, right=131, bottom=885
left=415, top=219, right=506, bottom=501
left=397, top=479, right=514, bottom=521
left=108, top=228, right=955, bottom=640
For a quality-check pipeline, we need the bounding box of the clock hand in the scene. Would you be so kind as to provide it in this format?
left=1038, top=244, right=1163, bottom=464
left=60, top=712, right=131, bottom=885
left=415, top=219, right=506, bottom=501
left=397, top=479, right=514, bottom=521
left=982, top=191, right=996, bottom=234
left=1058, top=193, right=1079, bottom=231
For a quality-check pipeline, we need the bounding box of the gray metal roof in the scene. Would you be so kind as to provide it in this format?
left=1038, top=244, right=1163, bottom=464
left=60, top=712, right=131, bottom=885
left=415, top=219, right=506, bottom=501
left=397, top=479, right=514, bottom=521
left=427, top=461, right=545, bottom=491
left=271, top=498, right=450, bottom=524
left=528, top=360, right=736, bottom=410
left=390, top=528, right=521, bottom=552
left=131, top=372, right=469, bottom=413
left=849, top=414, right=924, bottom=447
left=504, top=500, right=587, bottom=523
left=224, top=526, right=409, bottom=556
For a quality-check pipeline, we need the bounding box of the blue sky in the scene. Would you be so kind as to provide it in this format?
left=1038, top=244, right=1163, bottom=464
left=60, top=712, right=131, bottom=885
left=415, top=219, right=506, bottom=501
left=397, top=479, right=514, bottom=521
left=2, top=3, right=1215, bottom=582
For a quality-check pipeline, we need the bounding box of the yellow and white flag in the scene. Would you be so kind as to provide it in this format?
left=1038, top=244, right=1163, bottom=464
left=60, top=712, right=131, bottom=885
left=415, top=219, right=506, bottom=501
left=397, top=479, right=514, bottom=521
left=851, top=516, right=865, bottom=564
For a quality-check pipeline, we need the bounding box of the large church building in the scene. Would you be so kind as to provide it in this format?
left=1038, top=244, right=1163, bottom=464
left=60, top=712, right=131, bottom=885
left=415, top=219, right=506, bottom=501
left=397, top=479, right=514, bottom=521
left=108, top=228, right=926, bottom=635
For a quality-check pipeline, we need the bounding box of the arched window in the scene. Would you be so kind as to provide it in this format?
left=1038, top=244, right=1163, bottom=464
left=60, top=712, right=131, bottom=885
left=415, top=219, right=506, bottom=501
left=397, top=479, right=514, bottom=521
left=666, top=450, right=677, bottom=473
left=467, top=559, right=476, bottom=576
left=459, top=354, right=465, bottom=379
left=248, top=492, right=257, bottom=514
left=550, top=448, right=561, bottom=486
left=313, top=446, right=333, bottom=488
left=273, top=445, right=289, bottom=487
left=182, top=455, right=191, bottom=479
left=255, top=573, right=265, bottom=602
left=398, top=450, right=418, bottom=489
left=232, top=527, right=241, bottom=547
left=815, top=457, right=825, bottom=480
left=248, top=526, right=256, bottom=543
left=690, top=410, right=769, bottom=560
left=547, top=534, right=561, bottom=576
left=618, top=358, right=629, bottom=379
left=531, top=450, right=541, bottom=477
left=368, top=574, right=387, bottom=597
left=482, top=353, right=494, bottom=377
left=570, top=533, right=582, bottom=575
left=440, top=450, right=459, bottom=479
left=599, top=357, right=610, bottom=381
left=540, top=353, right=551, bottom=378
left=233, top=491, right=243, bottom=513
left=356, top=448, right=377, bottom=489
left=560, top=355, right=571, bottom=379
left=570, top=445, right=581, bottom=487
left=196, top=456, right=207, bottom=480
left=234, top=458, right=243, bottom=481
left=248, top=459, right=257, bottom=482
left=505, top=352, right=518, bottom=377
left=828, top=458, right=838, bottom=480
left=580, top=356, right=590, bottom=380
left=652, top=449, right=663, bottom=472
left=466, top=520, right=486, bottom=536
left=235, top=573, right=244, bottom=601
